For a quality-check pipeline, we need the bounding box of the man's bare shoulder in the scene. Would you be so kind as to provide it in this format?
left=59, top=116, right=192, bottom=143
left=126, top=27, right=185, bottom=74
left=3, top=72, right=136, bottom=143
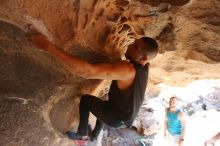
left=178, top=110, right=185, bottom=118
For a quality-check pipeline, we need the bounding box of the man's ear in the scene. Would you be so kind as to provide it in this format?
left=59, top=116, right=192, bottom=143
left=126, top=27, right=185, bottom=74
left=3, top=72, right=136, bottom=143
left=144, top=62, right=150, bottom=70
left=141, top=55, right=148, bottom=61
left=146, top=62, right=150, bottom=67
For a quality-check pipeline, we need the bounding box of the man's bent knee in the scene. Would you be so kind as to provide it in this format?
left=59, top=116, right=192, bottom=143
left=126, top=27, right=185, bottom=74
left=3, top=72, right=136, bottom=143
left=80, top=95, right=90, bottom=107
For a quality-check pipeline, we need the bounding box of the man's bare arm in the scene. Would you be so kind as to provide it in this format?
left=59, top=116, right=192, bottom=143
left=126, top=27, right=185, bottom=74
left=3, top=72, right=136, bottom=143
left=205, top=132, right=220, bottom=146
left=179, top=112, right=186, bottom=139
left=164, top=108, right=168, bottom=138
left=28, top=31, right=135, bottom=81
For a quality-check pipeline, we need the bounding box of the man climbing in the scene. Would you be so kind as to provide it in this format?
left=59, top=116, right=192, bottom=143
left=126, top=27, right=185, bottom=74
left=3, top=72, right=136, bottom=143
left=164, top=96, right=186, bottom=146
left=28, top=27, right=158, bottom=141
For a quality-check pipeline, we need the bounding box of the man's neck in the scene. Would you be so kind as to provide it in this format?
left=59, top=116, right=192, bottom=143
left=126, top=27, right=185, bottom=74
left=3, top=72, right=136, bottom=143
left=169, top=107, right=176, bottom=112
left=129, top=60, right=145, bottom=66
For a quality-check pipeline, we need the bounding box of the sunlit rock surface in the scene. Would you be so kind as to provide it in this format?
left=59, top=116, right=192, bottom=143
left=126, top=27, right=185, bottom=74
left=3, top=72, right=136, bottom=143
left=0, top=0, right=220, bottom=145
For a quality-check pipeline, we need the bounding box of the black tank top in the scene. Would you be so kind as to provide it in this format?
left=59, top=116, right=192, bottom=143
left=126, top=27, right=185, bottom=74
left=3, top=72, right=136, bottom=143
left=108, top=62, right=149, bottom=126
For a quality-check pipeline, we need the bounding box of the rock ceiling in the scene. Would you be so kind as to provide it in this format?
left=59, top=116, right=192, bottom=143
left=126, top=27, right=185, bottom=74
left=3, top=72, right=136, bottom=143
left=0, top=0, right=220, bottom=145
left=1, top=0, right=219, bottom=90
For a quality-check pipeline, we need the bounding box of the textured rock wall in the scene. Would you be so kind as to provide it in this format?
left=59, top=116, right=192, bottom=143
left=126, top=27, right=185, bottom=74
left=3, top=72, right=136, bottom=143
left=0, top=0, right=220, bottom=145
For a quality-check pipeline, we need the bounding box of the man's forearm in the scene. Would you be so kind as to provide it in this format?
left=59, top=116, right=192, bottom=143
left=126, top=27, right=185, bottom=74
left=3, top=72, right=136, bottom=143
left=29, top=29, right=94, bottom=78
left=181, top=126, right=185, bottom=139
left=47, top=44, right=92, bottom=78
left=164, top=122, right=167, bottom=137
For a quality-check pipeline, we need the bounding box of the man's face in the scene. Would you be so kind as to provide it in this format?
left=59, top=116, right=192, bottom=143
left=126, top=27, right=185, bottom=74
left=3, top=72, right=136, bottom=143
left=126, top=39, right=149, bottom=63
left=169, top=97, right=178, bottom=108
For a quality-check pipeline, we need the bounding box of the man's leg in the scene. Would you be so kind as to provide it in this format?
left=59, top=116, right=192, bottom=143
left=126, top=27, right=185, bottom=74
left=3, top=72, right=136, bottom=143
left=77, top=95, right=106, bottom=137
left=167, top=132, right=177, bottom=146
left=90, top=119, right=104, bottom=140
left=76, top=94, right=123, bottom=140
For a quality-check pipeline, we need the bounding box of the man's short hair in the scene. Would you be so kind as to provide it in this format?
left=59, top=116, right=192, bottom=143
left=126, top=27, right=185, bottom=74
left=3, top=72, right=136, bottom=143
left=170, top=96, right=178, bottom=101
left=142, top=37, right=158, bottom=54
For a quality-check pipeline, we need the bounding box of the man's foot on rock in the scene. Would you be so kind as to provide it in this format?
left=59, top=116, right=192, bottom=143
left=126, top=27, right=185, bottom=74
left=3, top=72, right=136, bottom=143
left=90, top=132, right=98, bottom=141
left=88, top=125, right=98, bottom=141
left=65, top=131, right=88, bottom=141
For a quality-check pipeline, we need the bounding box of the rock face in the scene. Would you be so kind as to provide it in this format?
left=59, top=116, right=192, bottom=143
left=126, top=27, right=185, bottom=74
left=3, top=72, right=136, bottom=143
left=0, top=0, right=220, bottom=145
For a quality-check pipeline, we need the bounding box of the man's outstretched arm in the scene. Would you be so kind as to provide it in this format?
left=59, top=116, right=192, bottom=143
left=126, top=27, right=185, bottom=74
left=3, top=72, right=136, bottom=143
left=179, top=112, right=186, bottom=141
left=28, top=29, right=135, bottom=81
left=164, top=108, right=168, bottom=138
